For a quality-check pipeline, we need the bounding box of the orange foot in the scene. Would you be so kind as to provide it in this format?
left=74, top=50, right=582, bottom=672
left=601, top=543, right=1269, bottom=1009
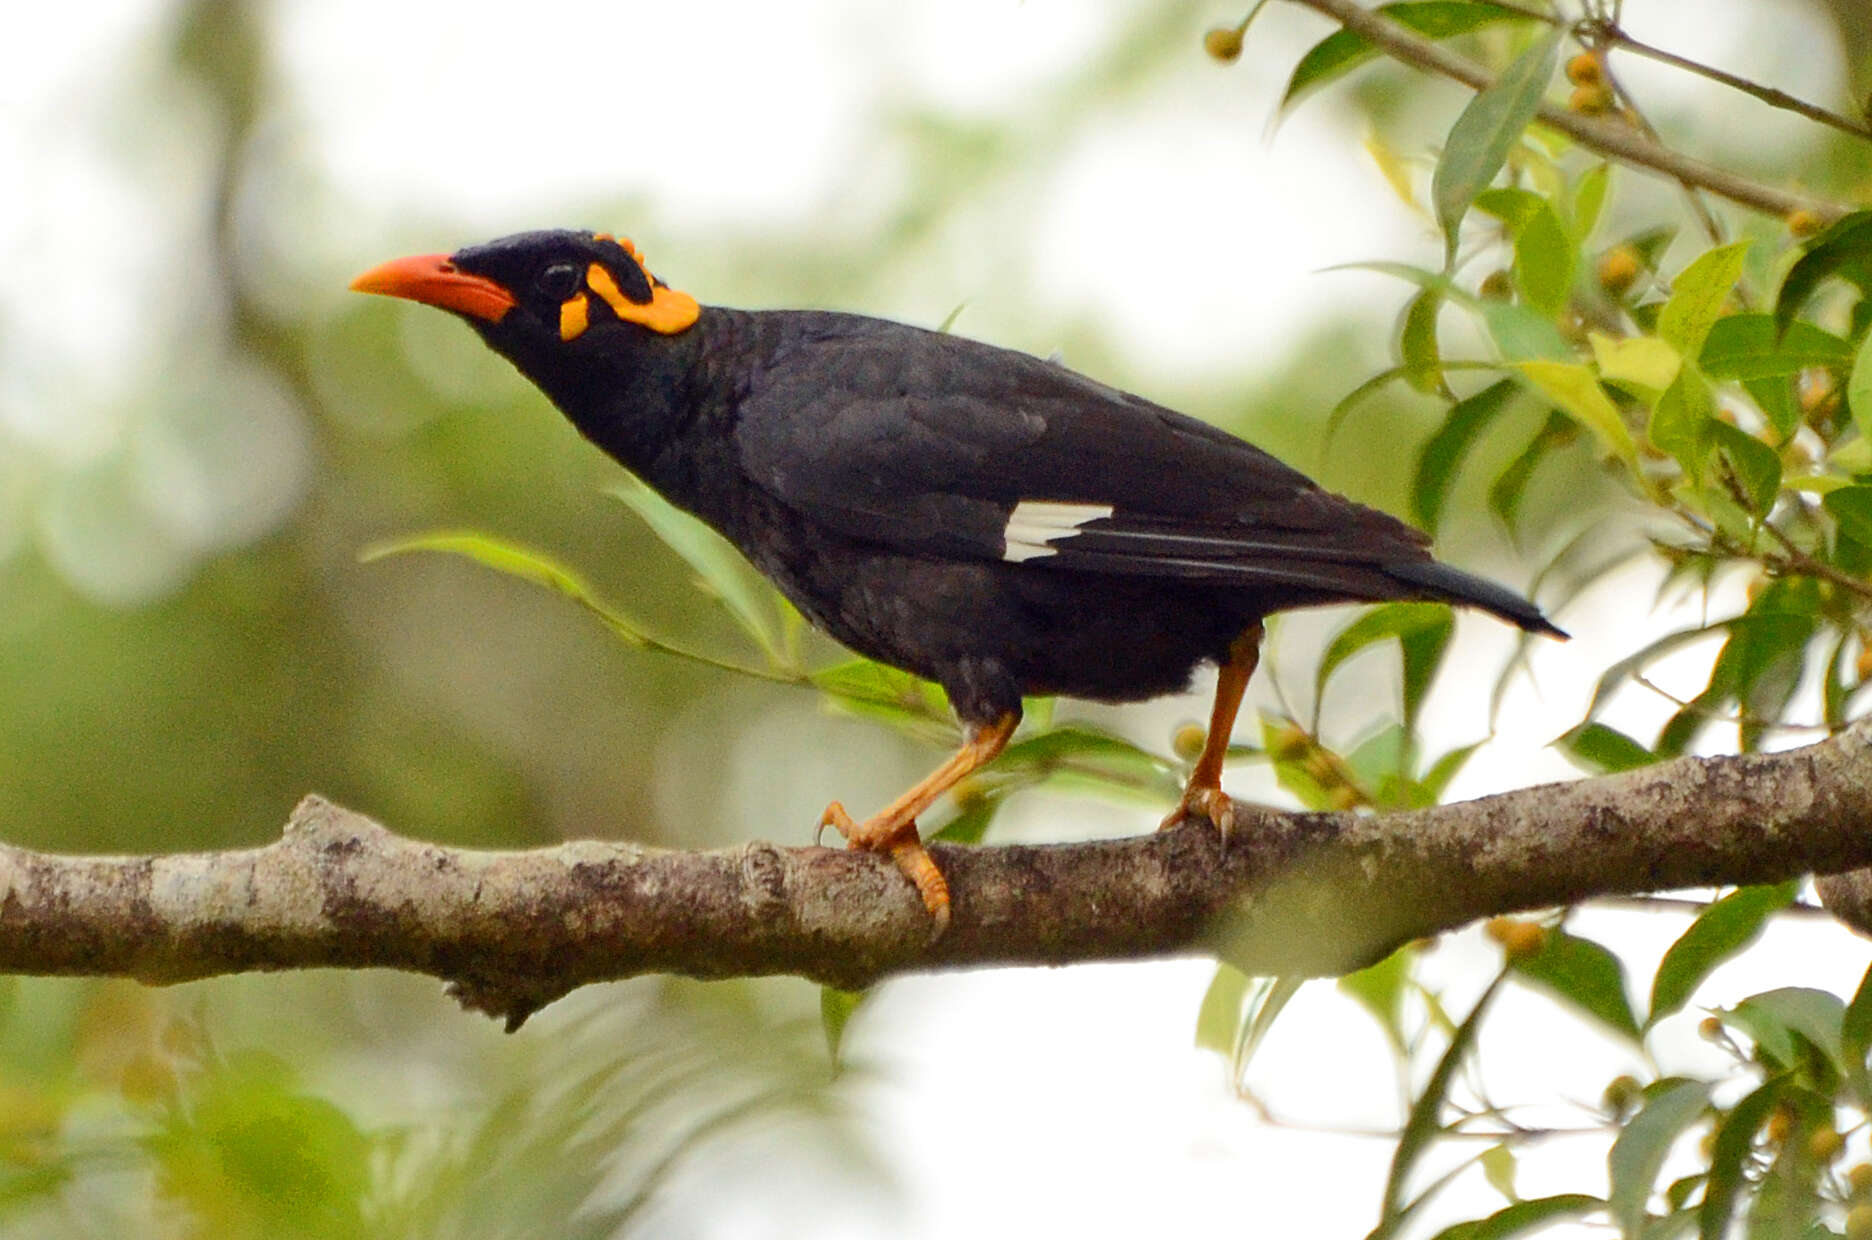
left=1158, top=783, right=1239, bottom=842
left=819, top=801, right=951, bottom=937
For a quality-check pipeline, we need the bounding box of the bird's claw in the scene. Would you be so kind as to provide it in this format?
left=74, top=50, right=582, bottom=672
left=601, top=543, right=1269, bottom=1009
left=1159, top=785, right=1238, bottom=848
left=817, top=801, right=950, bottom=938
left=815, top=801, right=855, bottom=847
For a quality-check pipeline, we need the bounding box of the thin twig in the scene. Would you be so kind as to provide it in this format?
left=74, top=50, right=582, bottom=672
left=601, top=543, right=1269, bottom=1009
left=1438, top=3, right=1872, bottom=145
left=1281, top=0, right=1851, bottom=223
left=1592, top=51, right=1728, bottom=248
left=1587, top=19, right=1872, bottom=145
left=1756, top=520, right=1872, bottom=607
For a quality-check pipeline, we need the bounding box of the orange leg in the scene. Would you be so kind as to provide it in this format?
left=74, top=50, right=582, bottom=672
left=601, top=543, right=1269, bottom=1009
left=819, top=711, right=1019, bottom=936
left=1160, top=623, right=1263, bottom=839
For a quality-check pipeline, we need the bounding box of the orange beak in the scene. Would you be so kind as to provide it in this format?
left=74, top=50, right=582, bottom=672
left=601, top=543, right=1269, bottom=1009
left=349, top=253, right=517, bottom=323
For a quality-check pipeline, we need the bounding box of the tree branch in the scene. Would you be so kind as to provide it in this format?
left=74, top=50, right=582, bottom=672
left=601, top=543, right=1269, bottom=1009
left=1279, top=0, right=1852, bottom=223
left=6, top=720, right=1872, bottom=1029
left=1584, top=19, right=1872, bottom=145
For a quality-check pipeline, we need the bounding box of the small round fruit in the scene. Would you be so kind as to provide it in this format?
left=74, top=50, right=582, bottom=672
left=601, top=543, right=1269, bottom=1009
left=1173, top=724, right=1208, bottom=762
left=1485, top=919, right=1547, bottom=960
left=1565, top=52, right=1605, bottom=86
left=1569, top=84, right=1615, bottom=116
left=1601, top=1074, right=1642, bottom=1116
left=1807, top=1127, right=1844, bottom=1162
left=1596, top=246, right=1642, bottom=296
left=1787, top=208, right=1824, bottom=239
left=1204, top=26, right=1244, bottom=63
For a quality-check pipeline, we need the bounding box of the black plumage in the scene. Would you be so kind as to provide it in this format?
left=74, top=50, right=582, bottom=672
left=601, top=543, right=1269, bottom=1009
left=353, top=229, right=1562, bottom=933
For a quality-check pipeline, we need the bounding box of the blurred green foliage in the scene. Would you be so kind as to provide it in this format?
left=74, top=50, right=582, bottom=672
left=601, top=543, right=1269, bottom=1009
left=1195, top=2, right=1872, bottom=1236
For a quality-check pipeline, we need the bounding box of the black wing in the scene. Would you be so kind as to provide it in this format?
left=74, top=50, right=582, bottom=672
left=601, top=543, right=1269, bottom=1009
left=732, top=315, right=1551, bottom=627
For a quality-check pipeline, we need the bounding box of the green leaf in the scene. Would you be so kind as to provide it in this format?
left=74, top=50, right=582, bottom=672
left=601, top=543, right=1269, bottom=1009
left=1195, top=963, right=1254, bottom=1054
left=1607, top=1079, right=1711, bottom=1238
left=1375, top=972, right=1508, bottom=1235
left=1412, top=380, right=1522, bottom=533
left=362, top=530, right=631, bottom=629
left=1518, top=360, right=1638, bottom=467
left=1657, top=241, right=1751, bottom=357
left=1510, top=928, right=1641, bottom=1040
left=1850, top=327, right=1872, bottom=443
left=1826, top=629, right=1858, bottom=730
left=1699, top=315, right=1853, bottom=380
left=1345, top=723, right=1412, bottom=807
left=1228, top=975, right=1304, bottom=1081
left=151, top=1052, right=371, bottom=1239
left=810, top=659, right=951, bottom=730
left=1648, top=883, right=1799, bottom=1025
left=1834, top=437, right=1872, bottom=472
left=1474, top=186, right=1542, bottom=230
left=1709, top=421, right=1781, bottom=514
left=1337, top=945, right=1414, bottom=1055
left=820, top=987, right=867, bottom=1069
left=1480, top=1145, right=1516, bottom=1203
left=1774, top=209, right=1872, bottom=340
left=1488, top=412, right=1566, bottom=528
left=1824, top=485, right=1872, bottom=546
left=1698, top=1076, right=1786, bottom=1240
left=1646, top=369, right=1712, bottom=481
left=1401, top=287, right=1445, bottom=393
left=1732, top=987, right=1848, bottom=1077
left=1573, top=163, right=1611, bottom=240
left=1842, top=960, right=1872, bottom=1090
left=1554, top=722, right=1656, bottom=775
left=1514, top=199, right=1575, bottom=318
left=1427, top=1194, right=1602, bottom=1240
left=1750, top=374, right=1806, bottom=443
left=929, top=789, right=1005, bottom=844
left=611, top=479, right=791, bottom=665
left=1433, top=27, right=1564, bottom=261
left=1719, top=612, right=1817, bottom=752
left=1418, top=741, right=1483, bottom=802
left=1331, top=260, right=1450, bottom=289
left=1582, top=623, right=1725, bottom=721
left=359, top=529, right=805, bottom=688
left=1591, top=332, right=1682, bottom=393
left=1315, top=603, right=1455, bottom=734
left=1473, top=190, right=1575, bottom=318
left=1482, top=300, right=1572, bottom=361
left=1280, top=1, right=1537, bottom=111
left=993, top=725, right=1182, bottom=802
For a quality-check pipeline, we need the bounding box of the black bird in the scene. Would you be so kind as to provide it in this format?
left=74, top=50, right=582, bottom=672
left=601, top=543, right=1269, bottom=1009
left=352, top=230, right=1563, bottom=933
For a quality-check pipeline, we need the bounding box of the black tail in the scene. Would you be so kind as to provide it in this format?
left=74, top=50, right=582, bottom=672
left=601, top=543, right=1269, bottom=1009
left=1385, top=560, right=1567, bottom=639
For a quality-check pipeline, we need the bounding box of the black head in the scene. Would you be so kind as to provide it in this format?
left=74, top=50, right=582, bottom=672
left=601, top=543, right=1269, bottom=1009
left=350, top=229, right=699, bottom=352
left=351, top=231, right=706, bottom=472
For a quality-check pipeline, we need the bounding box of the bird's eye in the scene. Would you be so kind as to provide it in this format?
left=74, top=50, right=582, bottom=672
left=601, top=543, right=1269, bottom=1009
left=537, top=263, right=582, bottom=301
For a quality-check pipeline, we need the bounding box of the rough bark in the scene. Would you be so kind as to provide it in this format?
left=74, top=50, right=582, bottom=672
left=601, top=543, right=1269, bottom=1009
left=4, top=720, right=1871, bottom=1028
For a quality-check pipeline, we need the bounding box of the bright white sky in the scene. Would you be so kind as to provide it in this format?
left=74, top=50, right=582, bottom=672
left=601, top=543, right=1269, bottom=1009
left=3, top=2, right=1866, bottom=1236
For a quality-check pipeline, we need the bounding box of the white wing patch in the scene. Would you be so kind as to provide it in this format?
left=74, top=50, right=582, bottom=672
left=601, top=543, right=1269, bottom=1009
left=1002, top=500, right=1115, bottom=562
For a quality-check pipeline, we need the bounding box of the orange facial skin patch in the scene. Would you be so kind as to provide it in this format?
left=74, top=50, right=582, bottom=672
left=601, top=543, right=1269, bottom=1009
left=585, top=261, right=699, bottom=335
left=559, top=292, right=590, bottom=341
